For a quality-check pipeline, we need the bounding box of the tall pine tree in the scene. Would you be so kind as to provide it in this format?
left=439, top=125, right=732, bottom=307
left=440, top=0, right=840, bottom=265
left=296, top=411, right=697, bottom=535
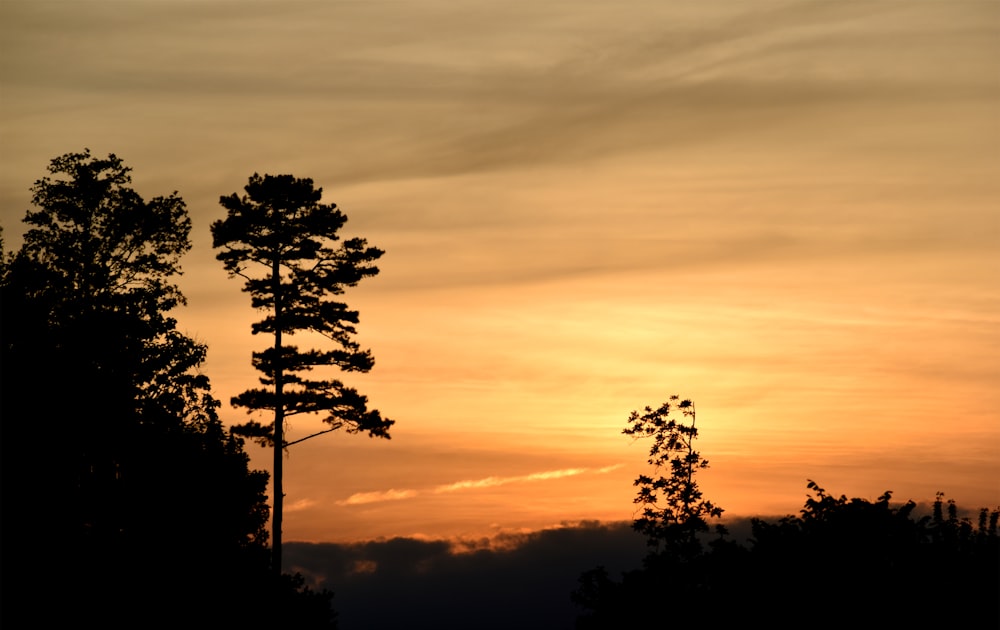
left=212, top=173, right=392, bottom=574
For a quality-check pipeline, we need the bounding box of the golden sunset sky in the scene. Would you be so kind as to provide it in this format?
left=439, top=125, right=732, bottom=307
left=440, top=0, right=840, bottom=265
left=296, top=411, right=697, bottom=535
left=2, top=1, right=997, bottom=543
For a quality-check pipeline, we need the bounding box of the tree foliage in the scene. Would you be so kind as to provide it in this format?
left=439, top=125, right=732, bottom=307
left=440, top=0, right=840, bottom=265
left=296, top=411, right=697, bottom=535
left=623, top=396, right=724, bottom=556
left=212, top=173, right=392, bottom=574
left=1, top=151, right=335, bottom=628
left=575, top=397, right=999, bottom=628
left=7, top=149, right=213, bottom=423
left=212, top=173, right=392, bottom=442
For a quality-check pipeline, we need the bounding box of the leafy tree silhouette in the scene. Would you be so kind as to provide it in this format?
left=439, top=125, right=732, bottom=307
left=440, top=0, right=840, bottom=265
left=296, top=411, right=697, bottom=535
left=1, top=151, right=336, bottom=628
left=623, top=396, right=725, bottom=557
left=212, top=173, right=392, bottom=575
left=745, top=483, right=999, bottom=626
left=574, top=395, right=728, bottom=628
left=574, top=397, right=998, bottom=628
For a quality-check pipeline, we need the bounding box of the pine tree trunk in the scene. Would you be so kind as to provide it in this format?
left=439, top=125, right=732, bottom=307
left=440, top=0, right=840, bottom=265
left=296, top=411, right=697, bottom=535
left=271, top=256, right=284, bottom=576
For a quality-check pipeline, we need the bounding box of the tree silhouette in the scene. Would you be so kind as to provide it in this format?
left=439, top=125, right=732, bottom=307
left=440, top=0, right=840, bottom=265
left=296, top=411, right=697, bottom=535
left=9, top=149, right=204, bottom=418
left=623, top=396, right=724, bottom=556
left=2, top=149, right=229, bottom=535
left=575, top=397, right=999, bottom=628
left=212, top=173, right=393, bottom=575
left=573, top=396, right=729, bottom=628
left=0, top=150, right=318, bottom=626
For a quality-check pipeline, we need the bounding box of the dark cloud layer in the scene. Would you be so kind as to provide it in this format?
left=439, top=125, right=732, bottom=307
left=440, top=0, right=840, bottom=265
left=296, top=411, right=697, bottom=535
left=284, top=501, right=979, bottom=629
left=285, top=521, right=649, bottom=629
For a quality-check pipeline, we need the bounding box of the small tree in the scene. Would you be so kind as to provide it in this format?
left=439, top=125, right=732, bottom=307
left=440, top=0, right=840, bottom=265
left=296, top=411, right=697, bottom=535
left=623, top=396, right=723, bottom=557
left=212, top=173, right=393, bottom=575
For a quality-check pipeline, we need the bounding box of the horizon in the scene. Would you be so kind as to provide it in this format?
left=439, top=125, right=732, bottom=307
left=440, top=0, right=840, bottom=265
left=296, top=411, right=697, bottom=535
left=2, top=0, right=998, bottom=546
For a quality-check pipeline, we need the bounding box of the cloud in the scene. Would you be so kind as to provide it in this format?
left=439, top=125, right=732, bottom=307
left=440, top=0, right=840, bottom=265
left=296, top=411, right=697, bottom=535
left=284, top=501, right=975, bottom=629
left=336, top=464, right=624, bottom=506
left=7, top=0, right=991, bottom=194
left=434, top=467, right=586, bottom=493
left=336, top=489, right=418, bottom=506
left=284, top=521, right=650, bottom=630
left=285, top=498, right=317, bottom=512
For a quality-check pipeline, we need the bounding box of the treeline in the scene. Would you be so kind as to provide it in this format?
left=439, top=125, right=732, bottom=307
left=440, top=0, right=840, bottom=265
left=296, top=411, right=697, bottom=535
left=1, top=151, right=336, bottom=628
left=573, top=398, right=999, bottom=628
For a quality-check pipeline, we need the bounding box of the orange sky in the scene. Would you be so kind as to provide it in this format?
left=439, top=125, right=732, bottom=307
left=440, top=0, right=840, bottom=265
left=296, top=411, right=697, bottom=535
left=2, top=1, right=998, bottom=543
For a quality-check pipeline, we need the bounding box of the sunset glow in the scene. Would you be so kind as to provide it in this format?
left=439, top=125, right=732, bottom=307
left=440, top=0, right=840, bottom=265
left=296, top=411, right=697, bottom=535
left=2, top=0, right=997, bottom=547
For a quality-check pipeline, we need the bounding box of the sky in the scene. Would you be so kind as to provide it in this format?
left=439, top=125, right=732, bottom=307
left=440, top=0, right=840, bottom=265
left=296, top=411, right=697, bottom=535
left=2, top=0, right=998, bottom=546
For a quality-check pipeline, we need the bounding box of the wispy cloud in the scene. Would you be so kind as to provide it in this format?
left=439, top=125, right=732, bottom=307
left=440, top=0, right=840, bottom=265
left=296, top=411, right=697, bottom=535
left=596, top=464, right=624, bottom=474
left=337, top=464, right=624, bottom=506
left=434, top=468, right=587, bottom=493
left=286, top=498, right=318, bottom=512
left=338, top=489, right=419, bottom=506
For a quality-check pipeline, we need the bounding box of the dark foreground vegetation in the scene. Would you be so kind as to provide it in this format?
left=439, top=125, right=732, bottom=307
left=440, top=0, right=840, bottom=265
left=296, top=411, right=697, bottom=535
left=574, top=398, right=999, bottom=628
left=575, top=486, right=998, bottom=628
left=1, top=151, right=335, bottom=628
left=2, top=152, right=995, bottom=628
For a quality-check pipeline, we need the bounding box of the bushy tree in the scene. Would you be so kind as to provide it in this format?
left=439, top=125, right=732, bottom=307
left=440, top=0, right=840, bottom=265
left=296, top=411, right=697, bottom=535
left=212, top=173, right=393, bottom=574
left=0, top=150, right=309, bottom=627
left=2, top=149, right=237, bottom=539
left=746, top=482, right=999, bottom=624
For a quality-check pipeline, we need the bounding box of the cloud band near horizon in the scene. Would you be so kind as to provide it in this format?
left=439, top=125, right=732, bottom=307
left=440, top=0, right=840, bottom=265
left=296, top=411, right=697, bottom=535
left=337, top=464, right=624, bottom=506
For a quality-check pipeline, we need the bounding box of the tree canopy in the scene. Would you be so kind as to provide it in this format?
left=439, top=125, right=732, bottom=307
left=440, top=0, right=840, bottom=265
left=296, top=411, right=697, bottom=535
left=212, top=173, right=393, bottom=442
left=212, top=172, right=392, bottom=574
left=574, top=397, right=999, bottom=628
left=1, top=151, right=335, bottom=628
